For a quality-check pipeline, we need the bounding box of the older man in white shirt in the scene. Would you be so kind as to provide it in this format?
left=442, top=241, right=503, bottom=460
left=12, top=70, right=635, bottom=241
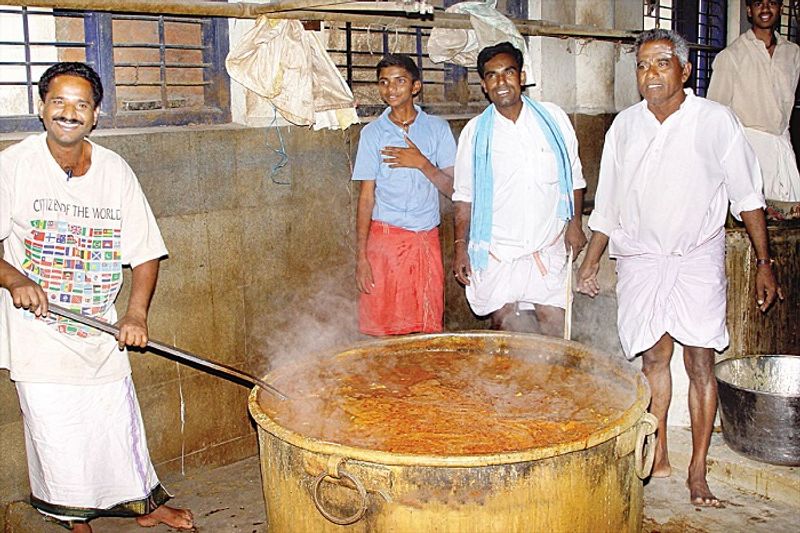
left=452, top=42, right=586, bottom=334
left=577, top=29, right=781, bottom=507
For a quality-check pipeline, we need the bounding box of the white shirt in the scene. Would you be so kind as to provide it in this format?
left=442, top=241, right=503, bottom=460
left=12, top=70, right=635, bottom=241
left=453, top=102, right=585, bottom=261
left=707, top=30, right=800, bottom=136
left=589, top=90, right=765, bottom=258
left=0, top=134, right=168, bottom=384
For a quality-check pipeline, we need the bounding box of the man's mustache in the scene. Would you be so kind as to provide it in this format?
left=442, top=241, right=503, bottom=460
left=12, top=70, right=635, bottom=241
left=53, top=117, right=84, bottom=126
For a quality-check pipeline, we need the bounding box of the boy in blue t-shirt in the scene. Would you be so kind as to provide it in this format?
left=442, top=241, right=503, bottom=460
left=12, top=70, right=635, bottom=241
left=352, top=54, right=457, bottom=335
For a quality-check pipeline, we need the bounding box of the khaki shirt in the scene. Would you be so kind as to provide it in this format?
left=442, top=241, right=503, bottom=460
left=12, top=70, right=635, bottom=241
left=707, top=30, right=800, bottom=136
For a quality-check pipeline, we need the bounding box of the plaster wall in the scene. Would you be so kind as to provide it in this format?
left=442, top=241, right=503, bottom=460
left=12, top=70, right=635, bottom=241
left=528, top=0, right=641, bottom=114
left=574, top=0, right=616, bottom=114
left=729, top=0, right=750, bottom=42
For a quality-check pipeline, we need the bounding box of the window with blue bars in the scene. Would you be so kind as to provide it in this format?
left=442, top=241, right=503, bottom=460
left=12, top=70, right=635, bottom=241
left=642, top=0, right=727, bottom=97
left=0, top=6, right=230, bottom=133
left=325, top=21, right=486, bottom=117
left=325, top=0, right=527, bottom=117
left=776, top=1, right=799, bottom=43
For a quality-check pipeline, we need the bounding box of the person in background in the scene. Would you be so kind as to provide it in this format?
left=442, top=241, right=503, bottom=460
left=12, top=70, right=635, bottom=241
left=452, top=42, right=586, bottom=334
left=352, top=54, right=457, bottom=336
left=0, top=62, right=193, bottom=532
left=707, top=0, right=800, bottom=201
left=577, top=29, right=781, bottom=507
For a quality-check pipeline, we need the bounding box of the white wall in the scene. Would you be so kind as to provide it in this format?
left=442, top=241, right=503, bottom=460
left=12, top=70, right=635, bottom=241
left=527, top=0, right=641, bottom=113
left=727, top=0, right=749, bottom=44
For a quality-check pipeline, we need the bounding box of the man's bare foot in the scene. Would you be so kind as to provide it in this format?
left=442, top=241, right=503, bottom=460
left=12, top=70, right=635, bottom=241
left=650, top=460, right=672, bottom=478
left=72, top=522, right=92, bottom=533
left=136, top=505, right=194, bottom=530
left=687, top=477, right=721, bottom=507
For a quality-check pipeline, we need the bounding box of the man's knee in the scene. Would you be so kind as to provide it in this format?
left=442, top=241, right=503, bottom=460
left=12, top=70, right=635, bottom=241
left=642, top=340, right=674, bottom=372
left=534, top=305, right=565, bottom=328
left=489, top=303, right=516, bottom=330
left=683, top=347, right=716, bottom=382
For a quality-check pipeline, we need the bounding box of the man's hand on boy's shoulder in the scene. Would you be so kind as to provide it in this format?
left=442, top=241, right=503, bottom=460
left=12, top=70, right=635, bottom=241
left=380, top=137, right=429, bottom=170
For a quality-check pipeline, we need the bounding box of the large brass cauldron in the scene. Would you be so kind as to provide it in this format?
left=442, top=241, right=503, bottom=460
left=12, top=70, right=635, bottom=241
left=248, top=332, right=655, bottom=532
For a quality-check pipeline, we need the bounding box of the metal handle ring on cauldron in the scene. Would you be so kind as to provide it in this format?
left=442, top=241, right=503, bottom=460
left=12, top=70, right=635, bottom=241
left=312, top=467, right=368, bottom=525
left=634, top=412, right=658, bottom=479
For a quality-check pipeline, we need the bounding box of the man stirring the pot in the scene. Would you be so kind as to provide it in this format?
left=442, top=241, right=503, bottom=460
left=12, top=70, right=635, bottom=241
left=0, top=62, right=193, bottom=532
left=576, top=29, right=782, bottom=507
left=452, top=42, right=586, bottom=334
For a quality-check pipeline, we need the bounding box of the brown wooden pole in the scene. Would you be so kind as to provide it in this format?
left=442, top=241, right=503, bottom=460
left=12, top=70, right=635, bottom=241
left=304, top=9, right=635, bottom=40
left=0, top=0, right=357, bottom=17
left=0, top=0, right=637, bottom=41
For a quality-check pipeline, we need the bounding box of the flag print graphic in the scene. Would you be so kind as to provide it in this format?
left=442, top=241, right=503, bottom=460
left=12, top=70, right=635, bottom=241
left=23, top=219, right=122, bottom=336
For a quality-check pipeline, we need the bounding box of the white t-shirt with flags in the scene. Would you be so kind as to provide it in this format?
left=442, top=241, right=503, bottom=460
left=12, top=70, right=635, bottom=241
left=0, top=133, right=168, bottom=384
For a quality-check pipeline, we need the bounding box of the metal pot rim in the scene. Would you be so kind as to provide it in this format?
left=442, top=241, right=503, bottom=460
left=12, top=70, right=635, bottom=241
left=714, top=354, right=800, bottom=398
left=248, top=331, right=651, bottom=468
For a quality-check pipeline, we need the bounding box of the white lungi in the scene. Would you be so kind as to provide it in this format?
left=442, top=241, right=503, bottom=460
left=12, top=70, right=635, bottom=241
left=16, top=375, right=166, bottom=522
left=466, top=234, right=568, bottom=316
left=745, top=127, right=800, bottom=202
left=614, top=230, right=728, bottom=359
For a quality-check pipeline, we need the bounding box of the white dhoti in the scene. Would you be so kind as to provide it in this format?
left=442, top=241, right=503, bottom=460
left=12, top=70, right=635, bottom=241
left=745, top=127, right=800, bottom=202
left=466, top=235, right=568, bottom=316
left=614, top=230, right=728, bottom=359
left=16, top=375, right=170, bottom=524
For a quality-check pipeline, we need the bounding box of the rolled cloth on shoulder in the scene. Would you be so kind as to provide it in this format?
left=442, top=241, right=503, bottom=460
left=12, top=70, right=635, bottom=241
left=469, top=95, right=573, bottom=271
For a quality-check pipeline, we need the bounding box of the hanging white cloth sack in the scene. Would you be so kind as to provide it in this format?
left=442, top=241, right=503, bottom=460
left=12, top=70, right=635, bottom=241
left=427, top=0, right=533, bottom=81
left=226, top=17, right=359, bottom=130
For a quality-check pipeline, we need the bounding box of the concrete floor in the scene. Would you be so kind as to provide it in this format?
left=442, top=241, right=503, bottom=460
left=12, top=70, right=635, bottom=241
left=6, top=428, right=798, bottom=533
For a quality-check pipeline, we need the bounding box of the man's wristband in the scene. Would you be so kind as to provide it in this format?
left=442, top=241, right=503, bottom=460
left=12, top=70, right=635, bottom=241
left=755, top=258, right=774, bottom=267
left=454, top=238, right=467, bottom=247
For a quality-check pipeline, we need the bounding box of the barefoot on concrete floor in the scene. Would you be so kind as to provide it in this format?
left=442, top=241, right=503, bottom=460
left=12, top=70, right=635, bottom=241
left=136, top=505, right=194, bottom=530
left=687, top=472, right=721, bottom=507
left=650, top=460, right=673, bottom=478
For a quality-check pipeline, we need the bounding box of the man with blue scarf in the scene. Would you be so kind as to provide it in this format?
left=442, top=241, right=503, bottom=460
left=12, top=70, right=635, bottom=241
left=452, top=42, right=586, bottom=334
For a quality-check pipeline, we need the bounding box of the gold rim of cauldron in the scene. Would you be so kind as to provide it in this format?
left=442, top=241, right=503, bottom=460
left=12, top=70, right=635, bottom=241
left=248, top=331, right=651, bottom=468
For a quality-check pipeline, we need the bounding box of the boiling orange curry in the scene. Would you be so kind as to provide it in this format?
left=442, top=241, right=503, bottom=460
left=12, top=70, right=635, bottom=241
left=258, top=348, right=634, bottom=455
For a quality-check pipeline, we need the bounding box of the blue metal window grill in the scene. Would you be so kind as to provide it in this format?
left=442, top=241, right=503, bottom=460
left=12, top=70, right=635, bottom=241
left=643, top=0, right=674, bottom=31
left=776, top=3, right=800, bottom=111
left=692, top=0, right=727, bottom=97
left=0, top=6, right=90, bottom=131
left=0, top=6, right=230, bottom=133
left=777, top=2, right=799, bottom=43
left=326, top=22, right=484, bottom=117
left=642, top=0, right=726, bottom=98
left=328, top=0, right=529, bottom=117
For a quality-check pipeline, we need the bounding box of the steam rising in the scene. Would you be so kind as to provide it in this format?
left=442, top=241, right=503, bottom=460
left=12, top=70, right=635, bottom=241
left=250, top=267, right=364, bottom=379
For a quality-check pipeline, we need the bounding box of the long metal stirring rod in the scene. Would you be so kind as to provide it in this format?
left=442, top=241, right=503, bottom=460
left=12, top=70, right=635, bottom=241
left=47, top=303, right=287, bottom=401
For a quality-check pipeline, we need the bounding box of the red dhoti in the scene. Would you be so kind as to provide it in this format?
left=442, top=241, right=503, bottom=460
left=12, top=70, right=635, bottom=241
left=359, top=221, right=444, bottom=335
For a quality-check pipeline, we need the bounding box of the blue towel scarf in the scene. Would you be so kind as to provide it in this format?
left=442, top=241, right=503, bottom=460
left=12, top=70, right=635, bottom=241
left=468, top=95, right=574, bottom=271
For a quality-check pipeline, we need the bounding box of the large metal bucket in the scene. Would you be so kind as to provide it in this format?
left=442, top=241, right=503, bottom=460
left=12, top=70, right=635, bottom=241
left=248, top=332, right=655, bottom=532
left=715, top=355, right=800, bottom=466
